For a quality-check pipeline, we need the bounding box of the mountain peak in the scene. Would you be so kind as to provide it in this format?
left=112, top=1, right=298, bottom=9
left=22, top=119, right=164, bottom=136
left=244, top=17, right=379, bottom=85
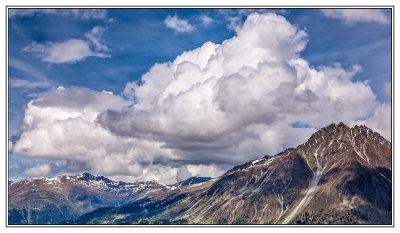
left=75, top=172, right=96, bottom=181
left=326, top=122, right=348, bottom=129
left=231, top=123, right=391, bottom=178
left=296, top=122, right=391, bottom=173
left=321, top=122, right=349, bottom=133
left=9, top=121, right=392, bottom=225
left=9, top=171, right=173, bottom=224
left=179, top=177, right=214, bottom=187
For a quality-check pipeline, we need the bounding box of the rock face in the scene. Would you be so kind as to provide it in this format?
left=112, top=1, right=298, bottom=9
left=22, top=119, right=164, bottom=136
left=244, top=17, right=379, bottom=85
left=8, top=173, right=171, bottom=224
left=174, top=177, right=214, bottom=187
left=64, top=123, right=391, bottom=225
left=182, top=122, right=391, bottom=224
left=75, top=172, right=171, bottom=204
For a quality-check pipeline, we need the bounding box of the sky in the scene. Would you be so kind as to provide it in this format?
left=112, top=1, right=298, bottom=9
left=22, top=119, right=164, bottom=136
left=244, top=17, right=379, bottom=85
left=8, top=8, right=392, bottom=184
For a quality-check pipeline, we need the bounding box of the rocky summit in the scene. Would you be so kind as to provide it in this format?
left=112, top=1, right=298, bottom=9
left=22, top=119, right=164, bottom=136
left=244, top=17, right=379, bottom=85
left=175, top=122, right=391, bottom=224
left=9, top=123, right=392, bottom=225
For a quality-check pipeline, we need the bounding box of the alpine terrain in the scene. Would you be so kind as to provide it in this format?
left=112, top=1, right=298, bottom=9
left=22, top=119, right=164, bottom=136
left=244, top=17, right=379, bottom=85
left=9, top=123, right=392, bottom=225
left=8, top=172, right=174, bottom=224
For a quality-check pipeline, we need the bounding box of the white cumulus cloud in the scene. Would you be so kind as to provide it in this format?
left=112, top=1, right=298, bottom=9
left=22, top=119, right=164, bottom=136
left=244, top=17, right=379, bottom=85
left=105, top=13, right=376, bottom=158
left=321, top=9, right=390, bottom=24
left=25, top=163, right=52, bottom=176
left=13, top=13, right=380, bottom=184
left=351, top=103, right=391, bottom=141
left=176, top=166, right=192, bottom=181
left=200, top=15, right=213, bottom=26
left=12, top=86, right=222, bottom=183
left=383, top=82, right=391, bottom=96
left=23, top=26, right=110, bottom=64
left=164, top=14, right=195, bottom=33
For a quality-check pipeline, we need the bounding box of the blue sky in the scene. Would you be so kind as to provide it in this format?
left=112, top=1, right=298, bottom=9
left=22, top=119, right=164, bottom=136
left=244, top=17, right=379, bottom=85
left=8, top=9, right=235, bottom=135
left=8, top=8, right=392, bottom=183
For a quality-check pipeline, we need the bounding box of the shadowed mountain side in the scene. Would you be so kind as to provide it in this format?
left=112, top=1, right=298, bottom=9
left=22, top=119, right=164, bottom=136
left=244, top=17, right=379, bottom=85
left=8, top=174, right=171, bottom=224
left=8, top=172, right=216, bottom=224
left=63, top=123, right=392, bottom=225
left=62, top=195, right=188, bottom=224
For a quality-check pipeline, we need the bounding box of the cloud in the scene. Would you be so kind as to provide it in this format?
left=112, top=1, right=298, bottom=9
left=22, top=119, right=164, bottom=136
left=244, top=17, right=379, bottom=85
left=351, top=103, right=391, bottom=141
left=219, top=9, right=271, bottom=31
left=102, top=90, right=113, bottom=95
left=200, top=15, right=213, bottom=26
left=9, top=9, right=108, bottom=20
left=321, top=9, right=390, bottom=24
left=13, top=87, right=143, bottom=176
left=105, top=13, right=376, bottom=166
left=9, top=78, right=50, bottom=89
left=17, top=87, right=132, bottom=131
left=11, top=86, right=225, bottom=184
left=25, top=163, right=52, bottom=176
left=9, top=9, right=57, bottom=17
left=85, top=26, right=109, bottom=51
left=69, top=9, right=108, bottom=20
left=23, top=26, right=110, bottom=64
left=383, top=82, right=391, bottom=96
left=14, top=13, right=379, bottom=184
left=164, top=14, right=195, bottom=33
left=176, top=166, right=192, bottom=181
left=9, top=140, right=13, bottom=151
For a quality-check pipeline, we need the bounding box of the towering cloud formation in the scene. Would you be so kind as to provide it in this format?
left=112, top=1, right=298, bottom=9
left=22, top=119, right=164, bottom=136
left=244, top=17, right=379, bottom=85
left=105, top=12, right=376, bottom=157
left=13, top=13, right=378, bottom=184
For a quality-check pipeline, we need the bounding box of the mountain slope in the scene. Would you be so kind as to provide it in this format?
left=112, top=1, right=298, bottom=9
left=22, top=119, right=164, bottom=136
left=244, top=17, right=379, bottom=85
left=174, top=177, right=214, bottom=187
left=8, top=173, right=171, bottom=224
left=65, top=123, right=391, bottom=225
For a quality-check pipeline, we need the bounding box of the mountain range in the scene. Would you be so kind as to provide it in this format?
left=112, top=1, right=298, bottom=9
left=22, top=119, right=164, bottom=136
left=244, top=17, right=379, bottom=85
left=8, top=172, right=178, bottom=224
left=8, top=123, right=392, bottom=225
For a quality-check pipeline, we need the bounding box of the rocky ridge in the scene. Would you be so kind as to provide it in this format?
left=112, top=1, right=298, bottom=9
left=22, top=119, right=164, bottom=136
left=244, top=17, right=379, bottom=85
left=64, top=123, right=392, bottom=225
left=8, top=172, right=172, bottom=224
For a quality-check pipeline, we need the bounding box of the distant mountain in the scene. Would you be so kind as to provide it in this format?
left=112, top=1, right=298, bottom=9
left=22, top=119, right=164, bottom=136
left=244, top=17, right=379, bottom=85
left=8, top=173, right=171, bottom=224
left=64, top=123, right=391, bottom=225
left=75, top=172, right=171, bottom=203
left=175, top=177, right=214, bottom=187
